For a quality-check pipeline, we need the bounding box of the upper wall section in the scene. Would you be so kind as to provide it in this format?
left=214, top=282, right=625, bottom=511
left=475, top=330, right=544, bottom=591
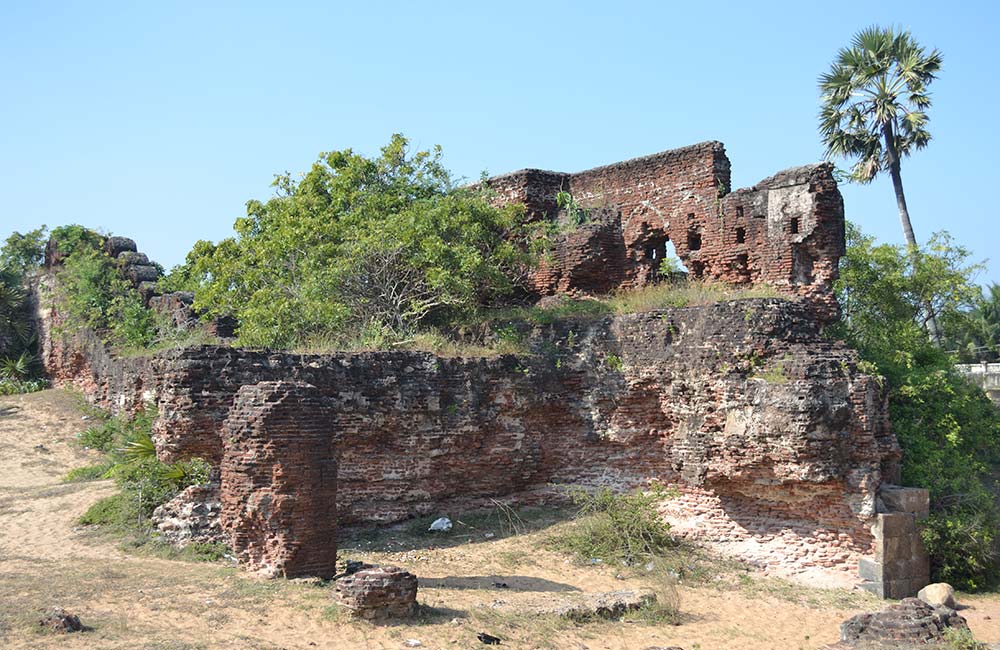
left=484, top=142, right=845, bottom=322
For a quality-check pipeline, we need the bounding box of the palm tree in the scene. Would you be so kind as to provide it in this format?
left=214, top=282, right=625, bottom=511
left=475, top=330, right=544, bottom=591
left=819, top=26, right=943, bottom=336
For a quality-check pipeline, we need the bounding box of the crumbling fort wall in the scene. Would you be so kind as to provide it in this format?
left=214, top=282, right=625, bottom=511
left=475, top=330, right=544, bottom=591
left=487, top=143, right=844, bottom=322
left=38, top=291, right=900, bottom=578
left=31, top=142, right=926, bottom=593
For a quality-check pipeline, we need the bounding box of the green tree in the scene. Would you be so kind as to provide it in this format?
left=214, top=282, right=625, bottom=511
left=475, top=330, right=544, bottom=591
left=820, top=26, right=943, bottom=336
left=833, top=223, right=1000, bottom=589
left=945, top=284, right=1000, bottom=362
left=0, top=226, right=48, bottom=278
left=167, top=135, right=536, bottom=349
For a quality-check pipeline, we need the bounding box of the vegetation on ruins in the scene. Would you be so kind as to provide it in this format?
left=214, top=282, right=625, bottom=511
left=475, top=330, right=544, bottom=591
left=162, top=135, right=540, bottom=349
left=70, top=407, right=215, bottom=556
left=820, top=25, right=944, bottom=337
left=549, top=486, right=677, bottom=567
left=834, top=223, right=1000, bottom=590
left=50, top=225, right=161, bottom=349
left=0, top=228, right=46, bottom=395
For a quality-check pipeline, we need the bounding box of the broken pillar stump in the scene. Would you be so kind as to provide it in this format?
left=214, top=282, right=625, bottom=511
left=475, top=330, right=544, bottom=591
left=334, top=566, right=418, bottom=620
left=220, top=381, right=337, bottom=578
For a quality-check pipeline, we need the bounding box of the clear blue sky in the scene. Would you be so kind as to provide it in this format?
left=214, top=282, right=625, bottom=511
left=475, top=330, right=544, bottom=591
left=2, top=1, right=998, bottom=284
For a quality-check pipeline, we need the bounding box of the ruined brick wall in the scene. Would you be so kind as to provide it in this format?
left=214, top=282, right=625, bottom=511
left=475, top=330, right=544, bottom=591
left=486, top=143, right=845, bottom=322
left=35, top=289, right=899, bottom=578
left=136, top=298, right=896, bottom=578
left=220, top=381, right=338, bottom=578
left=32, top=275, right=154, bottom=415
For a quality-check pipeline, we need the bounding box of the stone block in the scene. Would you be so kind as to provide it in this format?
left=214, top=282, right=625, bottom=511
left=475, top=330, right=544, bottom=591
left=880, top=484, right=930, bottom=520
left=875, top=512, right=916, bottom=541
left=858, top=557, right=883, bottom=582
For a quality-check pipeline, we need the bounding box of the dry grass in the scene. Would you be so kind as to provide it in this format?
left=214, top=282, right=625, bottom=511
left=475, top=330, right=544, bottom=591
left=604, top=280, right=780, bottom=314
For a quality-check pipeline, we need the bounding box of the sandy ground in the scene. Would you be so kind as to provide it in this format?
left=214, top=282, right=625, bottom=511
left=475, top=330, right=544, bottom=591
left=1, top=389, right=999, bottom=650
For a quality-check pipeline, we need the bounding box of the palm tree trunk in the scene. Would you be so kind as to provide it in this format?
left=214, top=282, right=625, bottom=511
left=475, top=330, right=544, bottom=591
left=882, top=123, right=941, bottom=342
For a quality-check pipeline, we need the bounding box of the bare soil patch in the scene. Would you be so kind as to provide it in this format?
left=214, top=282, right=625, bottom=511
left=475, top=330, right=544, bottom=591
left=2, top=389, right=998, bottom=650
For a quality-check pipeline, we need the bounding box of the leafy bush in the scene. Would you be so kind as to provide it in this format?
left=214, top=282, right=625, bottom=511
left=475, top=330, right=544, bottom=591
left=550, top=486, right=677, bottom=565
left=0, top=238, right=43, bottom=389
left=0, top=226, right=47, bottom=277
left=833, top=223, right=1000, bottom=590
left=74, top=408, right=211, bottom=528
left=164, top=135, right=540, bottom=349
left=0, top=377, right=47, bottom=396
left=79, top=492, right=136, bottom=528
left=53, top=238, right=157, bottom=349
left=921, top=510, right=999, bottom=591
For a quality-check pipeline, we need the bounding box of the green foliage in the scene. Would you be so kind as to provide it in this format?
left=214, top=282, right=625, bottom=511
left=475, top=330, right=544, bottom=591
left=942, top=626, right=988, bottom=650
left=165, top=135, right=538, bottom=349
left=605, top=354, right=623, bottom=372
left=0, top=377, right=47, bottom=395
left=77, top=418, right=119, bottom=452
left=922, top=511, right=999, bottom=591
left=555, top=190, right=590, bottom=226
left=0, top=226, right=47, bottom=278
left=63, top=463, right=112, bottom=482
left=49, top=224, right=103, bottom=257
left=550, top=486, right=677, bottom=565
left=79, top=492, right=135, bottom=528
left=74, top=408, right=211, bottom=528
left=51, top=232, right=165, bottom=350
left=819, top=26, right=942, bottom=184
left=833, top=223, right=1000, bottom=590
left=947, top=283, right=1000, bottom=362
left=0, top=259, right=42, bottom=390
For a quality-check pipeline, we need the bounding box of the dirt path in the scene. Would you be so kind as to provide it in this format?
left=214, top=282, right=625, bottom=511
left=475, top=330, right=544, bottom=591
left=1, top=389, right=998, bottom=650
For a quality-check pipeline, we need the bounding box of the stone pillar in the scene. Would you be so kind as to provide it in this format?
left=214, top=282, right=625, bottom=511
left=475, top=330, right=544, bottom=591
left=859, top=485, right=930, bottom=599
left=220, top=381, right=338, bottom=578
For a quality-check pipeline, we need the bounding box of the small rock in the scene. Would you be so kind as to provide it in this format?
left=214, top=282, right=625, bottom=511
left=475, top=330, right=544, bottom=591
left=477, top=632, right=502, bottom=645
left=429, top=517, right=453, bottom=532
left=404, top=640, right=422, bottom=648
left=838, top=597, right=969, bottom=647
left=917, top=582, right=957, bottom=609
left=492, top=582, right=508, bottom=589
left=38, top=608, right=83, bottom=633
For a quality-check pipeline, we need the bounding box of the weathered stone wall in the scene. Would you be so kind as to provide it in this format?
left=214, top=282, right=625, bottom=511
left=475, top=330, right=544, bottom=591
left=114, top=298, right=892, bottom=579
left=486, top=143, right=844, bottom=322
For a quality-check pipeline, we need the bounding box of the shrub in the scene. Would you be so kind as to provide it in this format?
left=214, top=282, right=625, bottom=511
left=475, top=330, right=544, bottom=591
left=922, top=510, right=999, bottom=592
left=63, top=463, right=112, bottom=482
left=0, top=377, right=47, bottom=396
left=77, top=419, right=119, bottom=452
left=550, top=486, right=677, bottom=565
left=75, top=408, right=211, bottom=528
left=79, top=493, right=137, bottom=529
left=834, top=224, right=1000, bottom=590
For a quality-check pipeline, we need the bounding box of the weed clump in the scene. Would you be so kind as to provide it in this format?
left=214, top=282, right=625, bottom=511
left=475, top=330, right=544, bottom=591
left=72, top=407, right=212, bottom=536
left=550, top=486, right=677, bottom=566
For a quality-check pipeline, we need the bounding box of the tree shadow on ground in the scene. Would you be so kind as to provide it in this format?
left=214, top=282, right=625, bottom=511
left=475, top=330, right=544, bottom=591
left=419, top=575, right=579, bottom=593
left=339, top=504, right=574, bottom=554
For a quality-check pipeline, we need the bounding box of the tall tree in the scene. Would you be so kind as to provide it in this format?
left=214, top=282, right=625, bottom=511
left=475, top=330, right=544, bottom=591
left=819, top=25, right=943, bottom=335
